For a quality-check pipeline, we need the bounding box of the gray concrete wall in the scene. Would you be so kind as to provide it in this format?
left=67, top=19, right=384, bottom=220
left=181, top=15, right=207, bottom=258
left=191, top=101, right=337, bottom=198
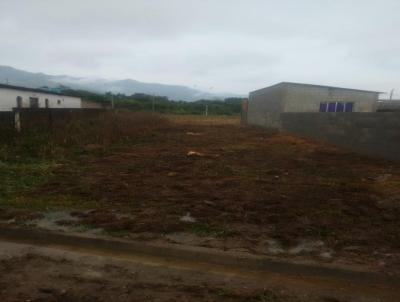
left=281, top=112, right=400, bottom=161
left=15, top=108, right=107, bottom=131
left=0, top=112, right=15, bottom=139
left=0, top=108, right=106, bottom=133
left=377, top=100, right=400, bottom=112
left=247, top=84, right=284, bottom=128
left=0, top=112, right=14, bottom=129
left=283, top=84, right=378, bottom=113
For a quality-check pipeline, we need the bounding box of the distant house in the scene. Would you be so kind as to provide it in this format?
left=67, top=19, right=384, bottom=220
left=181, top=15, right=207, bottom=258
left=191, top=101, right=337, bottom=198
left=247, top=82, right=381, bottom=128
left=0, top=84, right=82, bottom=111
left=81, top=100, right=111, bottom=109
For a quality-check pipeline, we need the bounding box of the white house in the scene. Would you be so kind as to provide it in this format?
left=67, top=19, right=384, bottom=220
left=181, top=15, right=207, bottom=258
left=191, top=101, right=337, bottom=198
left=0, top=84, right=82, bottom=111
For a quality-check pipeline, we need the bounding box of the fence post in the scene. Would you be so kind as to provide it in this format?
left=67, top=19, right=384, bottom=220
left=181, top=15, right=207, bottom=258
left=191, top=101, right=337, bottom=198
left=48, top=108, right=53, bottom=130
left=14, top=109, right=21, bottom=133
left=241, top=99, right=249, bottom=125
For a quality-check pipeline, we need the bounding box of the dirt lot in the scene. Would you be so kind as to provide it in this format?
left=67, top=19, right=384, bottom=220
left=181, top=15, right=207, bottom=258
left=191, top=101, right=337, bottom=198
left=1, top=113, right=400, bottom=272
left=0, top=241, right=337, bottom=302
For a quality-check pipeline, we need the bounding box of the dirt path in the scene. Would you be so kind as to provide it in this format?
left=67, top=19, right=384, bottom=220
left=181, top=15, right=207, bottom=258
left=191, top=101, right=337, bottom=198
left=0, top=237, right=398, bottom=302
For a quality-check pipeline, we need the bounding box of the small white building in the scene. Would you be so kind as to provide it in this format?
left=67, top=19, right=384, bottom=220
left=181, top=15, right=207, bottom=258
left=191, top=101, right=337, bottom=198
left=0, top=84, right=82, bottom=111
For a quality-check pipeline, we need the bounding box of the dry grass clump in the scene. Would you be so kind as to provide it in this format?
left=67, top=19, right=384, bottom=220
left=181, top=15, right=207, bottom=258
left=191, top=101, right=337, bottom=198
left=0, top=111, right=172, bottom=160
left=56, top=111, right=171, bottom=147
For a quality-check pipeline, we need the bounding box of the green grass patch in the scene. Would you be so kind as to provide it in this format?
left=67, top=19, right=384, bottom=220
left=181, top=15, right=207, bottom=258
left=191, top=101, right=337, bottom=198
left=305, top=225, right=334, bottom=240
left=187, top=223, right=236, bottom=238
left=252, top=291, right=278, bottom=302
left=0, top=194, right=100, bottom=212
left=0, top=160, right=56, bottom=197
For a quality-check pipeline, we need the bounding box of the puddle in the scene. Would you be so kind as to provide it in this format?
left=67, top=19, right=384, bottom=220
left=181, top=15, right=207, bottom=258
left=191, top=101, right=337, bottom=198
left=289, top=240, right=325, bottom=255
left=166, top=232, right=213, bottom=245
left=180, top=212, right=197, bottom=223
left=27, top=210, right=104, bottom=235
left=289, top=240, right=333, bottom=259
left=266, top=239, right=286, bottom=255
left=255, top=238, right=334, bottom=260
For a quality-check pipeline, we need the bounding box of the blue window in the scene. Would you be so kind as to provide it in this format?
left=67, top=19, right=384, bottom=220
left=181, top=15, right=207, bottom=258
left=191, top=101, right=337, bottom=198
left=319, top=103, right=327, bottom=112
left=336, top=102, right=345, bottom=112
left=320, top=101, right=354, bottom=112
left=344, top=102, right=353, bottom=112
left=327, top=102, right=336, bottom=112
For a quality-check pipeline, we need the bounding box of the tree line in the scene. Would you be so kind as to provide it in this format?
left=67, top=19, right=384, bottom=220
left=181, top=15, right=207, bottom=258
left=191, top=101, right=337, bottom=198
left=64, top=89, right=244, bottom=115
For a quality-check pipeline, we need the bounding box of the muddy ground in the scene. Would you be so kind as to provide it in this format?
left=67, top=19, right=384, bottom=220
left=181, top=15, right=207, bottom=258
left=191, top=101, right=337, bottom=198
left=1, top=238, right=398, bottom=302
left=1, top=114, right=400, bottom=273
left=0, top=241, right=348, bottom=302
left=0, top=255, right=283, bottom=302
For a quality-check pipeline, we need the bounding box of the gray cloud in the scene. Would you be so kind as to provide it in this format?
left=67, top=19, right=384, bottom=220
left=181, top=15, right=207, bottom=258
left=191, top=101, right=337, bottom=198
left=0, top=0, right=399, bottom=97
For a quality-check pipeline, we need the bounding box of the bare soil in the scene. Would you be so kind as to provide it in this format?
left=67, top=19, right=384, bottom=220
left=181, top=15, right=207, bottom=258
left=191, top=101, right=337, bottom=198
left=0, top=241, right=324, bottom=302
left=3, top=114, right=400, bottom=272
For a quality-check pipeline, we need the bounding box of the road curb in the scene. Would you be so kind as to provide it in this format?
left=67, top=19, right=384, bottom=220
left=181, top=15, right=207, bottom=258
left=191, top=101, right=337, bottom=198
left=0, top=225, right=397, bottom=285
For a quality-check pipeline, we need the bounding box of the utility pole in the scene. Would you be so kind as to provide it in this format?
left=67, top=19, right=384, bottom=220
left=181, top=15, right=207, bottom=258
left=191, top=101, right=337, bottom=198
left=205, top=104, right=208, bottom=116
left=111, top=94, right=114, bottom=109
left=390, top=89, right=395, bottom=101
left=152, top=96, right=155, bottom=113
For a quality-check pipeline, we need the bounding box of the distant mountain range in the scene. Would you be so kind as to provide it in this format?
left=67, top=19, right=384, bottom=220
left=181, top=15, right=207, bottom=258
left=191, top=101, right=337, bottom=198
left=0, top=66, right=240, bottom=101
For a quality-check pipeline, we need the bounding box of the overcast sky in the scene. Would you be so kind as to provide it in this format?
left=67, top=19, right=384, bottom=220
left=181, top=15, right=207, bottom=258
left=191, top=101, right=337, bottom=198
left=0, top=0, right=399, bottom=97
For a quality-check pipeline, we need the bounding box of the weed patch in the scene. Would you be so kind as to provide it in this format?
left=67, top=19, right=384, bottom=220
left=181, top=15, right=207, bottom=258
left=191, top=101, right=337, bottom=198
left=187, top=223, right=236, bottom=238
left=252, top=291, right=278, bottom=302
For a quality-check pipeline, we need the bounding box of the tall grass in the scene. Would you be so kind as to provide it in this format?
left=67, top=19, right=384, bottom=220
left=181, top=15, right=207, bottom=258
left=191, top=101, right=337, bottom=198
left=0, top=112, right=171, bottom=161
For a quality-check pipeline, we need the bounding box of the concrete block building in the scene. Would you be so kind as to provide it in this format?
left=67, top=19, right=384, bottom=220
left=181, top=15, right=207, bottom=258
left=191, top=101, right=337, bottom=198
left=247, top=82, right=380, bottom=128
left=0, top=84, right=82, bottom=111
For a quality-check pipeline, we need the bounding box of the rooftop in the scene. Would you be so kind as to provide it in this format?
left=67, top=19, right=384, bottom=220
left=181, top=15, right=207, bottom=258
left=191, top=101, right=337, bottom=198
left=0, top=83, right=74, bottom=97
left=251, top=82, right=383, bottom=94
